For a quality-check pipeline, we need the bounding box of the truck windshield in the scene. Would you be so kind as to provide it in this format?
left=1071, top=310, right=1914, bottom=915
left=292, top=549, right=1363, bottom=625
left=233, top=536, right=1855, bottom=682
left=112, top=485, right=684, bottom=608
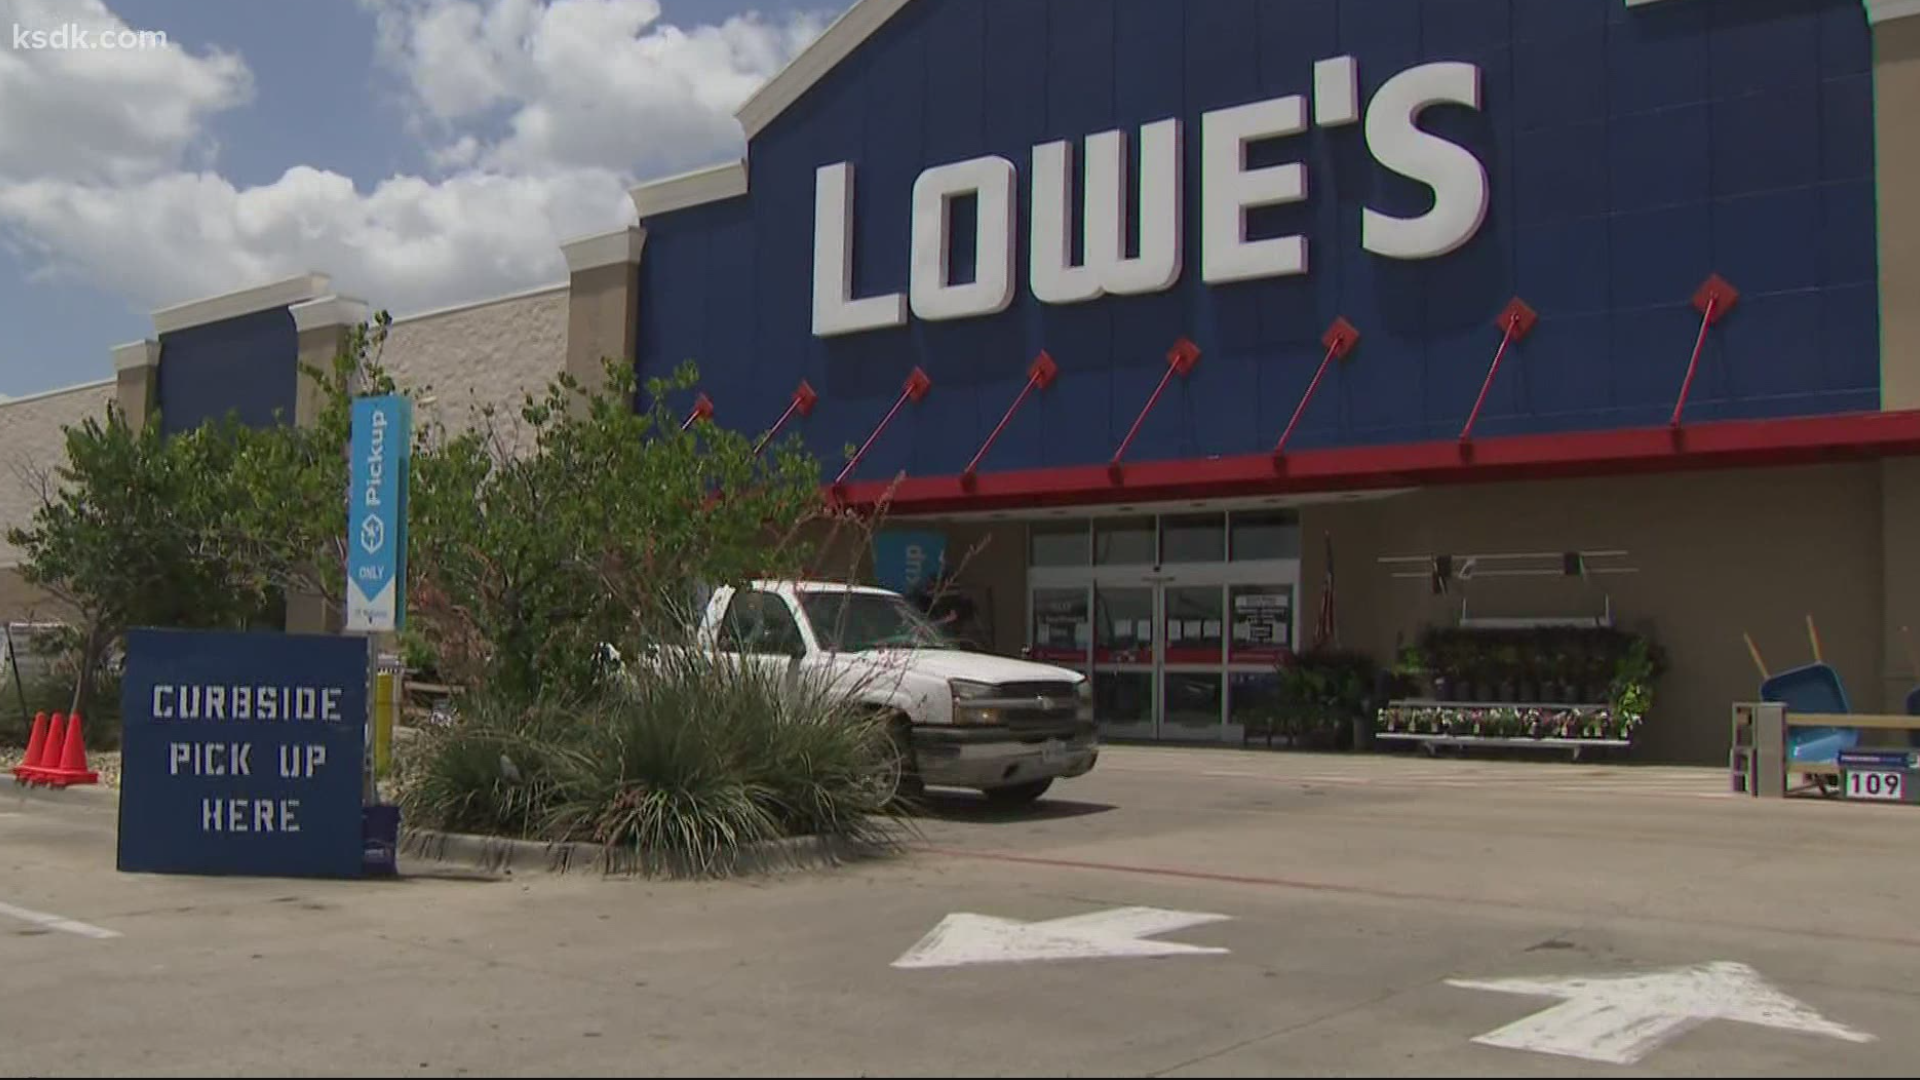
left=797, top=590, right=955, bottom=653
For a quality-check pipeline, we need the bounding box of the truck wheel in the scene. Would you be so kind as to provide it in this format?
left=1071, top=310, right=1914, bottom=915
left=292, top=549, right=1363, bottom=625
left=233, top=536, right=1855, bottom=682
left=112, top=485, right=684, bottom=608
left=983, top=779, right=1053, bottom=808
left=881, top=716, right=924, bottom=805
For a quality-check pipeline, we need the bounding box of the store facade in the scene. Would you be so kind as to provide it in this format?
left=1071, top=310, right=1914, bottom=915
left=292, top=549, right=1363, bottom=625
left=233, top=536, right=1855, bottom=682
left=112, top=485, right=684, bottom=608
left=12, top=0, right=1920, bottom=765
left=624, top=0, right=1920, bottom=762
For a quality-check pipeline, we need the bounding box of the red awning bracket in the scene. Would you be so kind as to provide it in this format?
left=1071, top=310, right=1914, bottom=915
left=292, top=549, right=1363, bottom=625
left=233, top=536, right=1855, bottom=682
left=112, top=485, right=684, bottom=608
left=1109, top=338, right=1201, bottom=484
left=1459, top=297, right=1539, bottom=454
left=1670, top=274, right=1741, bottom=440
left=834, top=367, right=932, bottom=491
left=1273, top=317, right=1361, bottom=468
left=679, top=393, right=715, bottom=432
left=753, top=380, right=818, bottom=457
left=962, top=351, right=1059, bottom=492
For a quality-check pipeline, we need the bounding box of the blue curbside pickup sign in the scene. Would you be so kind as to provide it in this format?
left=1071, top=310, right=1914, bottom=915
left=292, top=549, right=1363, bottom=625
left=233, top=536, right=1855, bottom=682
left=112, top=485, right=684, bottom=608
left=117, top=630, right=369, bottom=878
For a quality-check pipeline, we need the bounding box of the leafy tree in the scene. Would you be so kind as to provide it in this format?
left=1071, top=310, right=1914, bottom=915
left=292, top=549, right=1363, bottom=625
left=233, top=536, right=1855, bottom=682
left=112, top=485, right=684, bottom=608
left=407, top=357, right=828, bottom=703
left=4, top=312, right=406, bottom=715
left=5, top=407, right=277, bottom=714
left=9, top=304, right=831, bottom=717
left=219, top=312, right=405, bottom=622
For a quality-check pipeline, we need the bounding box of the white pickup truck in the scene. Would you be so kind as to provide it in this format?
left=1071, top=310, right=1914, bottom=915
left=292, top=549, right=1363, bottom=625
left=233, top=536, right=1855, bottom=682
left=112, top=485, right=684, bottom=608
left=686, top=580, right=1100, bottom=807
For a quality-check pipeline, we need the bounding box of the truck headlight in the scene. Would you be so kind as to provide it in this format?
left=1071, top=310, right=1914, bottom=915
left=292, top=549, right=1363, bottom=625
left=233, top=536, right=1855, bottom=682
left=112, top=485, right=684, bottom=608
left=1075, top=678, right=1094, bottom=721
left=950, top=679, right=1001, bottom=726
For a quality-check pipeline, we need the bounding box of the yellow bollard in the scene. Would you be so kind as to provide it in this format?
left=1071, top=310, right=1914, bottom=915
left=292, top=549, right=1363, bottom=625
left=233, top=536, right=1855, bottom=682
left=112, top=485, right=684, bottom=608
left=374, top=669, right=396, bottom=777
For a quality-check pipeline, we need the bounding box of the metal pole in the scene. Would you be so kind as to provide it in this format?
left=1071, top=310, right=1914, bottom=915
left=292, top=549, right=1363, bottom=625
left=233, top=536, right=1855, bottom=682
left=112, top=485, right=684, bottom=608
left=1460, top=315, right=1521, bottom=443
left=4, top=625, right=28, bottom=724
left=964, top=373, right=1042, bottom=481
left=1274, top=341, right=1342, bottom=456
left=1669, top=296, right=1718, bottom=429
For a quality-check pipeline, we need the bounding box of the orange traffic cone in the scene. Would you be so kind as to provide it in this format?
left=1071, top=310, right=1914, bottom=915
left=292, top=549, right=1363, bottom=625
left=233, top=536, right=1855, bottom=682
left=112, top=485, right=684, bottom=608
left=40, top=711, right=97, bottom=788
left=11, top=712, right=49, bottom=782
left=24, top=713, right=67, bottom=784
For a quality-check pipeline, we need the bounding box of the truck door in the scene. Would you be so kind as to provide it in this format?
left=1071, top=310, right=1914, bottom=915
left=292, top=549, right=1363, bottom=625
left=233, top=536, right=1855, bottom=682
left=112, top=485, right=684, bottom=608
left=714, top=588, right=809, bottom=688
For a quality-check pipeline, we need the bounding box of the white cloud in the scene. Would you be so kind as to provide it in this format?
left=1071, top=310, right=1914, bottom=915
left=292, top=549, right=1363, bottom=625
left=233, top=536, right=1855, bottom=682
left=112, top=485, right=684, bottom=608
left=370, top=0, right=832, bottom=177
left=0, top=0, right=830, bottom=324
left=0, top=0, right=252, bottom=184
left=0, top=165, right=635, bottom=314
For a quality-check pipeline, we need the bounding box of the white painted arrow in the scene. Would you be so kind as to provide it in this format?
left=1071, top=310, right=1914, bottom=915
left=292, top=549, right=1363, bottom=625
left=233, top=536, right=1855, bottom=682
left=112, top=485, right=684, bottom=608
left=892, top=906, right=1230, bottom=969
left=1448, top=961, right=1874, bottom=1065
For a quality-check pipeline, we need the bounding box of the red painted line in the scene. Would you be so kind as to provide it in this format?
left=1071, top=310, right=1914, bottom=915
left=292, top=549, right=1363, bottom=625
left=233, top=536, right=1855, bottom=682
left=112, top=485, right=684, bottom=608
left=920, top=846, right=1920, bottom=951
left=923, top=845, right=1548, bottom=907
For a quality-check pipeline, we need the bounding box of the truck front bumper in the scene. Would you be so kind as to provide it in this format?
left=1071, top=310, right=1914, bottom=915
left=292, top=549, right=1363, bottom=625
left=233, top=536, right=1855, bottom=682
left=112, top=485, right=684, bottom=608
left=910, top=722, right=1100, bottom=790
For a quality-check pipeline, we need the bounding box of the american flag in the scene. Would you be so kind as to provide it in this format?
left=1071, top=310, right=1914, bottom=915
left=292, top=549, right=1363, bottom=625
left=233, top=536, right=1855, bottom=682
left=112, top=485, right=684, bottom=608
left=1313, top=530, right=1337, bottom=650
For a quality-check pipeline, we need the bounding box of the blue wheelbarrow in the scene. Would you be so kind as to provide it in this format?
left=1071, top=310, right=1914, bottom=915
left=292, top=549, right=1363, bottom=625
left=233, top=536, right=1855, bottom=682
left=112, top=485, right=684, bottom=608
left=1744, top=617, right=1859, bottom=787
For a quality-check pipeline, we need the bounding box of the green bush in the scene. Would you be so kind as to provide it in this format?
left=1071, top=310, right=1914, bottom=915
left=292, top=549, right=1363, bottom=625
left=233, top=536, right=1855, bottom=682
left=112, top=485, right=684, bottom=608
left=395, top=648, right=911, bottom=877
left=1407, top=625, right=1666, bottom=703
left=391, top=693, right=571, bottom=840
left=0, top=663, right=123, bottom=751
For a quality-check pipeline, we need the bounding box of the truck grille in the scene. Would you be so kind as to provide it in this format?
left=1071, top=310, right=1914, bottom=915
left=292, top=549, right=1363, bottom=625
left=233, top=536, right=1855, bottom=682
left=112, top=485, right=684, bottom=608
left=995, top=681, right=1082, bottom=730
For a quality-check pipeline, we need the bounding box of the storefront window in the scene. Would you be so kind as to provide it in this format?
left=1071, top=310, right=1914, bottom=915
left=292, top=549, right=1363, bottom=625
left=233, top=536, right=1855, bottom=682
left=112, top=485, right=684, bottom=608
left=1164, top=673, right=1223, bottom=732
left=1094, top=586, right=1154, bottom=655
left=1229, top=584, right=1293, bottom=663
left=1164, top=585, right=1224, bottom=664
left=1095, top=518, right=1157, bottom=565
left=1029, top=588, right=1090, bottom=664
left=1229, top=672, right=1281, bottom=732
left=1161, top=514, right=1225, bottom=563
left=1231, top=510, right=1301, bottom=561
left=1029, top=522, right=1090, bottom=567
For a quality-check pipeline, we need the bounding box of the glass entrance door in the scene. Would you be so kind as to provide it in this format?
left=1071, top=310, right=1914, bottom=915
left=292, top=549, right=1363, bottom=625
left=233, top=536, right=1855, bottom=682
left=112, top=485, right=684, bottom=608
left=1161, top=583, right=1226, bottom=738
left=1032, top=572, right=1298, bottom=743
left=1092, top=584, right=1157, bottom=741
left=1025, top=512, right=1302, bottom=743
left=1155, top=567, right=1297, bottom=742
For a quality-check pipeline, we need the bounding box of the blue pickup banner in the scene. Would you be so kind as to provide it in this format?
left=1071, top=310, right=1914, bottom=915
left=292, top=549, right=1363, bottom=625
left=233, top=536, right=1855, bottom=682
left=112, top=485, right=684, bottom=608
left=872, top=530, right=946, bottom=597
left=117, top=630, right=369, bottom=878
left=346, top=394, right=411, bottom=633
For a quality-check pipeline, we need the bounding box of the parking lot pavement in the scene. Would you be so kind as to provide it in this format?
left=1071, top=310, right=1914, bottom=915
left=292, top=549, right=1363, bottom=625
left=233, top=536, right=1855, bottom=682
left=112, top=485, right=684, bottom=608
left=3, top=746, right=1917, bottom=1077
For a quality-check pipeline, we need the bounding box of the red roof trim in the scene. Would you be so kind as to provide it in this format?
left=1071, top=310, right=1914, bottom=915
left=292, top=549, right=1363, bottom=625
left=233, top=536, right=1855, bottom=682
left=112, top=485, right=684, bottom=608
left=830, top=409, right=1920, bottom=514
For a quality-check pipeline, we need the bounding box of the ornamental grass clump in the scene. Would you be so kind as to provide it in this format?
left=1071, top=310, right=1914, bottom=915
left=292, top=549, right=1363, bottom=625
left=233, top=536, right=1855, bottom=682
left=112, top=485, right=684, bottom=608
left=397, top=646, right=914, bottom=878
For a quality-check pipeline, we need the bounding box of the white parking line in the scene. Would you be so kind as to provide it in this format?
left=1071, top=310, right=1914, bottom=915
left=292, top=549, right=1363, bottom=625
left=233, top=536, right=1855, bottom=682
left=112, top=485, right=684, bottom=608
left=0, top=899, right=120, bottom=939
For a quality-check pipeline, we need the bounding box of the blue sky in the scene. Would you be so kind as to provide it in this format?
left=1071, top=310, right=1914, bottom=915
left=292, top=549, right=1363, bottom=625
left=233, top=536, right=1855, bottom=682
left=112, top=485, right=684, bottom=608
left=0, top=0, right=847, bottom=399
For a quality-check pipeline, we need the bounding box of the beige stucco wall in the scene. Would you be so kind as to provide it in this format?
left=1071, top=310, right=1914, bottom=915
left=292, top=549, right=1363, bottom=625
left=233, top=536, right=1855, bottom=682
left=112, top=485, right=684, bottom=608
left=567, top=262, right=639, bottom=399
left=0, top=381, right=115, bottom=575
left=380, top=284, right=569, bottom=448
left=1302, top=463, right=1890, bottom=765
left=0, top=567, right=70, bottom=624
left=1882, top=457, right=1920, bottom=710
left=868, top=460, right=1906, bottom=766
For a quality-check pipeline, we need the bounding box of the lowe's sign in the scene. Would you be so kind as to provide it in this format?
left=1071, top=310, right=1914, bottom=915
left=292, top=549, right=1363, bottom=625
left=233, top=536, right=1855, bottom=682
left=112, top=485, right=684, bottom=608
left=814, top=57, right=1488, bottom=337
left=346, top=395, right=411, bottom=633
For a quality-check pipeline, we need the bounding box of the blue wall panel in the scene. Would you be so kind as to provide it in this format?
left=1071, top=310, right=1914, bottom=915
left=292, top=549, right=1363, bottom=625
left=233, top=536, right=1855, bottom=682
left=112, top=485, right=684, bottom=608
left=155, top=307, right=299, bottom=436
left=635, top=0, right=1882, bottom=483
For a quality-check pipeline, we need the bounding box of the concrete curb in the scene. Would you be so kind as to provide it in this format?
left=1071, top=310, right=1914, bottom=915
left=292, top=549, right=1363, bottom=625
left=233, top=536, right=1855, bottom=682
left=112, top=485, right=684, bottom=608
left=9, top=778, right=119, bottom=806
left=400, top=826, right=893, bottom=878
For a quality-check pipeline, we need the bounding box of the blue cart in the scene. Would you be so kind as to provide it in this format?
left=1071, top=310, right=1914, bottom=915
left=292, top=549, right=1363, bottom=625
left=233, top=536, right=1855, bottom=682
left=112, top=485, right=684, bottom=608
left=1746, top=618, right=1858, bottom=790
